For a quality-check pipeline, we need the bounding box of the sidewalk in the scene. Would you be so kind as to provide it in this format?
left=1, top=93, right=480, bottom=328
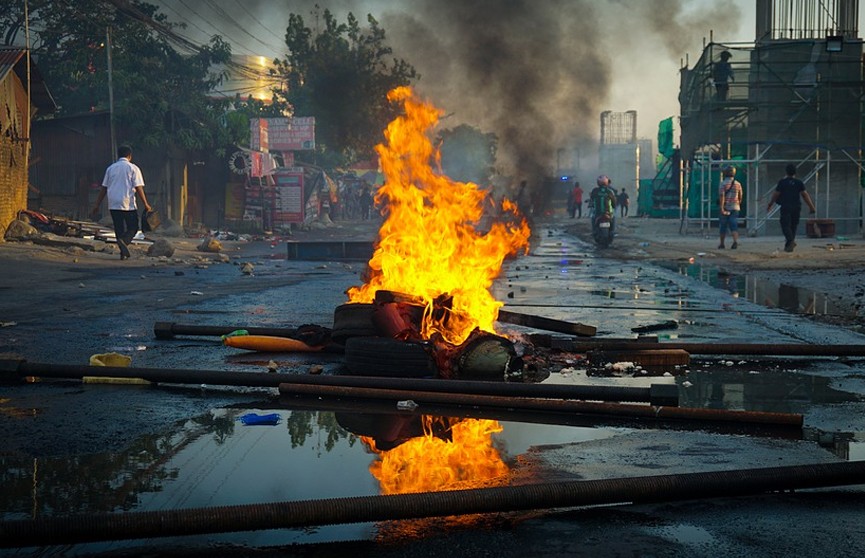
left=563, top=214, right=865, bottom=272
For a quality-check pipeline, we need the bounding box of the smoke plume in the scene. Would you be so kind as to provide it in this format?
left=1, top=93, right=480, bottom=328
left=163, top=0, right=743, bottom=185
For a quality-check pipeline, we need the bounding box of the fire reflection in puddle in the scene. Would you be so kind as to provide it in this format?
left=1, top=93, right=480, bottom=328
left=0, top=406, right=612, bottom=549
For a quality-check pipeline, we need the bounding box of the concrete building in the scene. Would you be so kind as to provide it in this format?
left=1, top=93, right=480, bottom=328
left=599, top=110, right=641, bottom=209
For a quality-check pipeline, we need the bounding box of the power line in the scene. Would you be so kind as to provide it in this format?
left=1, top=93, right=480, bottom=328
left=157, top=2, right=218, bottom=42
left=229, top=0, right=286, bottom=45
left=172, top=0, right=261, bottom=57
left=203, top=0, right=282, bottom=54
left=97, top=0, right=279, bottom=85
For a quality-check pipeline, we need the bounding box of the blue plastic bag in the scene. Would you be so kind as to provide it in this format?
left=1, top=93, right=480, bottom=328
left=239, top=412, right=281, bottom=426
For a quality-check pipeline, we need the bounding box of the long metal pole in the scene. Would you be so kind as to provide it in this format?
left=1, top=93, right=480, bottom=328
left=568, top=340, right=865, bottom=356
left=0, top=359, right=676, bottom=405
left=24, top=0, right=30, bottom=140
left=152, top=322, right=865, bottom=356
left=2, top=461, right=862, bottom=548
left=278, top=383, right=801, bottom=427
left=106, top=26, right=116, bottom=160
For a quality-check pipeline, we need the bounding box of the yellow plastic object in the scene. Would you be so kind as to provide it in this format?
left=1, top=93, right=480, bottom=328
left=85, top=352, right=150, bottom=384
left=82, top=376, right=152, bottom=385
left=223, top=335, right=323, bottom=353
left=89, top=352, right=133, bottom=367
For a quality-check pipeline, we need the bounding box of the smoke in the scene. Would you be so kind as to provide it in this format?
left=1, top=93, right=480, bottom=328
left=380, top=1, right=608, bottom=184
left=378, top=0, right=742, bottom=183
left=162, top=0, right=744, bottom=184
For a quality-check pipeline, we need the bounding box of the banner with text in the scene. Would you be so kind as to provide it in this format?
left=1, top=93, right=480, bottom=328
left=250, top=117, right=315, bottom=152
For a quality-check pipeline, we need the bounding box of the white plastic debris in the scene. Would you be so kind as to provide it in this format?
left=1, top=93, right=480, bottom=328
left=682, top=380, right=693, bottom=387
left=396, top=400, right=419, bottom=411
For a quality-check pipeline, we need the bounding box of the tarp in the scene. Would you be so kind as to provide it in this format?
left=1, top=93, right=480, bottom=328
left=658, top=117, right=676, bottom=159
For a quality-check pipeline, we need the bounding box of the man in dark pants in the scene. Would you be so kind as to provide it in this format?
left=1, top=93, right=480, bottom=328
left=767, top=164, right=816, bottom=252
left=91, top=145, right=152, bottom=260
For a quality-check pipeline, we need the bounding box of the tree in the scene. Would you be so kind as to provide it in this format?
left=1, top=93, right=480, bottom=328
left=0, top=0, right=243, bottom=152
left=269, top=9, right=418, bottom=169
left=438, top=125, right=498, bottom=186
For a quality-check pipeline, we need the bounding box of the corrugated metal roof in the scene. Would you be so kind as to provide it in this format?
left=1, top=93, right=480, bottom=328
left=0, top=48, right=25, bottom=83
left=0, top=47, right=56, bottom=113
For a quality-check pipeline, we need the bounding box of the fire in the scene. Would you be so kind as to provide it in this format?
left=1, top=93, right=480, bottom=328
left=346, top=86, right=530, bottom=345
left=363, top=417, right=509, bottom=494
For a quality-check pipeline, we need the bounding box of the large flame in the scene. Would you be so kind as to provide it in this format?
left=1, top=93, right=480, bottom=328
left=363, top=417, right=509, bottom=494
left=346, top=86, right=530, bottom=345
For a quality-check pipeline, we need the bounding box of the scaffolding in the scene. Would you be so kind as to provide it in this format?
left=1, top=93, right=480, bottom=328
left=678, top=0, right=865, bottom=237
left=600, top=110, right=637, bottom=145
left=599, top=111, right=640, bottom=200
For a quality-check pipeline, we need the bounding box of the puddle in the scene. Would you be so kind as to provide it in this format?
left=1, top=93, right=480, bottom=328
left=668, top=262, right=857, bottom=320
left=0, top=407, right=614, bottom=552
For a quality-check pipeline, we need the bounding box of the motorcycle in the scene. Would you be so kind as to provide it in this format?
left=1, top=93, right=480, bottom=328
left=592, top=211, right=614, bottom=248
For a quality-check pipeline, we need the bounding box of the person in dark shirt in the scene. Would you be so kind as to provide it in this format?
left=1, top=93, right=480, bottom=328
left=359, top=185, right=373, bottom=220
left=713, top=51, right=734, bottom=101
left=767, top=164, right=816, bottom=252
left=617, top=188, right=629, bottom=217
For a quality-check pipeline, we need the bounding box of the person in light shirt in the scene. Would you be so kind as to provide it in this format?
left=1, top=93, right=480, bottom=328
left=91, top=145, right=152, bottom=260
left=718, top=165, right=743, bottom=250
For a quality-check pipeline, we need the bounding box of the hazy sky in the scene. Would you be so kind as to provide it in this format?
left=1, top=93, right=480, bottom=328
left=156, top=1, right=861, bottom=176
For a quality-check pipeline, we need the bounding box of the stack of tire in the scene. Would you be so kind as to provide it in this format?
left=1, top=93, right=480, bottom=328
left=332, top=303, right=437, bottom=378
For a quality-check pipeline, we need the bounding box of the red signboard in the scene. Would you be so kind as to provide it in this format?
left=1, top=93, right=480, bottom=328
left=250, top=117, right=315, bottom=152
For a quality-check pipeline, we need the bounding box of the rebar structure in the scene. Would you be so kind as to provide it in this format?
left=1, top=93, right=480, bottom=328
left=678, top=0, right=864, bottom=237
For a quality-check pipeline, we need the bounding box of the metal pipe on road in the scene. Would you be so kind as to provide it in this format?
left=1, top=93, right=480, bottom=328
left=153, top=321, right=301, bottom=340
left=279, top=373, right=678, bottom=406
left=280, top=395, right=803, bottom=440
left=0, top=359, right=676, bottom=405
left=154, top=322, right=865, bottom=357
left=2, top=461, right=862, bottom=548
left=0, top=359, right=287, bottom=388
left=569, top=341, right=865, bottom=356
left=278, top=383, right=802, bottom=427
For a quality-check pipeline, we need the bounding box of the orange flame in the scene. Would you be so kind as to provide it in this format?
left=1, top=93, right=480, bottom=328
left=346, top=86, right=530, bottom=345
left=363, top=417, right=509, bottom=494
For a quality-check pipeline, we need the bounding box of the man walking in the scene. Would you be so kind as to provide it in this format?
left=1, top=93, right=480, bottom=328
left=617, top=188, right=629, bottom=217
left=91, top=145, right=152, bottom=260
left=767, top=164, right=816, bottom=252
left=718, top=166, right=743, bottom=249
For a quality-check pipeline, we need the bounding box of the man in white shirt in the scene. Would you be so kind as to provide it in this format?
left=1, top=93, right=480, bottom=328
left=91, top=145, right=152, bottom=260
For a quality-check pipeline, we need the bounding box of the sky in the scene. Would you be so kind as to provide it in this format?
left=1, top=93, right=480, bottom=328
left=154, top=1, right=859, bottom=176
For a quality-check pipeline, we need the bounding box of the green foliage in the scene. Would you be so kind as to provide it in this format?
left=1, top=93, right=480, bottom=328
left=1, top=0, right=245, bottom=151
left=269, top=9, right=418, bottom=169
left=438, top=125, right=498, bottom=186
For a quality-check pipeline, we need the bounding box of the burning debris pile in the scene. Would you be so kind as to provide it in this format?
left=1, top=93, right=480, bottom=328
left=333, top=87, right=532, bottom=493
left=342, top=86, right=530, bottom=380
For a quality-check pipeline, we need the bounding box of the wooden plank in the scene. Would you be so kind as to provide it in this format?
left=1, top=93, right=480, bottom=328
left=588, top=348, right=690, bottom=367
left=497, top=309, right=596, bottom=337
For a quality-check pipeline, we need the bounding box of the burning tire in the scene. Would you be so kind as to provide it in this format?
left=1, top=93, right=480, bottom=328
left=343, top=336, right=437, bottom=378
left=331, top=303, right=377, bottom=343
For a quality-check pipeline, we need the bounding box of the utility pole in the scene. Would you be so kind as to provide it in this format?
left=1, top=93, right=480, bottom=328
left=106, top=26, right=116, bottom=160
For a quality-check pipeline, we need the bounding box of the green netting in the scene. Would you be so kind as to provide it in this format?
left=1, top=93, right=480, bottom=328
left=658, top=118, right=675, bottom=159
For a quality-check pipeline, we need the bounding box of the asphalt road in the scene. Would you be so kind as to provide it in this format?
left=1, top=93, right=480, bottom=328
left=1, top=217, right=864, bottom=557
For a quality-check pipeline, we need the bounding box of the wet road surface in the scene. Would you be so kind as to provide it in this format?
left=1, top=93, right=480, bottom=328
left=1, top=221, right=864, bottom=557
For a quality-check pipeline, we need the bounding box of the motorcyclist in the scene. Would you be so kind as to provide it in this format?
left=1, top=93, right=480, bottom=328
left=591, top=175, right=617, bottom=237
